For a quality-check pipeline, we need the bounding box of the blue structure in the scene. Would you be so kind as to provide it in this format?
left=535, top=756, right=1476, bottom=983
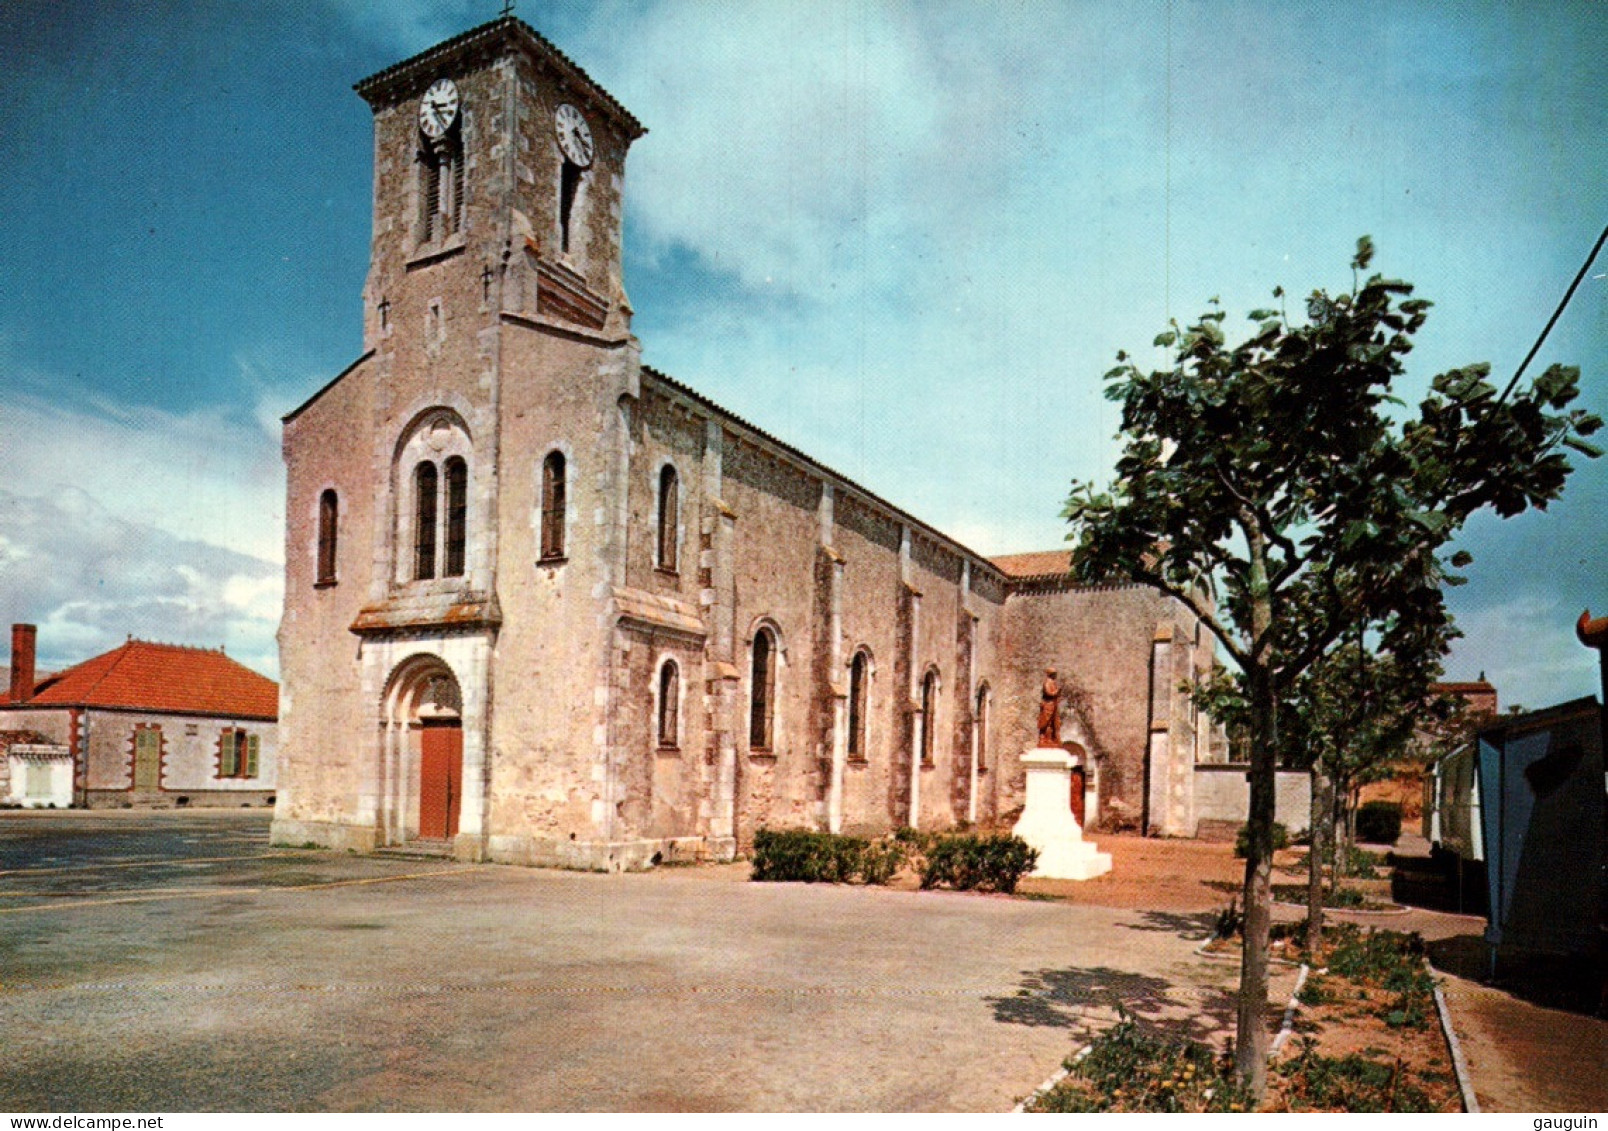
left=1477, top=697, right=1605, bottom=971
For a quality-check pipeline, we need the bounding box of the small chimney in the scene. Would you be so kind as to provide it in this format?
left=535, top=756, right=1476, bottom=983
left=10, top=624, right=37, bottom=703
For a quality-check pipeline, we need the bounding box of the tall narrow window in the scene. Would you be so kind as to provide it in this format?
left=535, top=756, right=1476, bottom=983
left=920, top=670, right=939, bottom=766
left=316, top=489, right=338, bottom=585
left=414, top=461, right=438, bottom=580
left=848, top=651, right=869, bottom=761
left=975, top=685, right=989, bottom=771
left=658, top=660, right=680, bottom=749
left=750, top=628, right=775, bottom=750
left=657, top=464, right=679, bottom=572
left=444, top=456, right=467, bottom=577
left=541, top=451, right=566, bottom=560
left=559, top=160, right=582, bottom=253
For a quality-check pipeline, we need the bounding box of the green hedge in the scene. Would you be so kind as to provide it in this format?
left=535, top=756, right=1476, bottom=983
left=1356, top=801, right=1402, bottom=845
left=749, top=828, right=903, bottom=885
left=1234, top=820, right=1290, bottom=859
left=918, top=833, right=1038, bottom=893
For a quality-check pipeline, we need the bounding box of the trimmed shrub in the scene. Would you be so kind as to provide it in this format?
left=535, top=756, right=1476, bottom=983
left=917, top=833, right=1038, bottom=893
left=749, top=828, right=903, bottom=885
left=1355, top=801, right=1402, bottom=845
left=1234, top=820, right=1290, bottom=859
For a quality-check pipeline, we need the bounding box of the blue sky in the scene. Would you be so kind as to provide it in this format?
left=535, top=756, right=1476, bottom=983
left=1, top=0, right=1603, bottom=710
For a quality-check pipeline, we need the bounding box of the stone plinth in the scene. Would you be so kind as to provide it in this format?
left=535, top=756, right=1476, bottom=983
left=1012, top=746, right=1112, bottom=880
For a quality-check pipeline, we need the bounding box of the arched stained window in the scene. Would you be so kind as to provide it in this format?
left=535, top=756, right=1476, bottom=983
left=848, top=651, right=870, bottom=761
left=658, top=659, right=680, bottom=749
left=443, top=456, right=467, bottom=578
left=316, top=489, right=338, bottom=586
left=540, top=451, right=566, bottom=561
left=414, top=461, right=438, bottom=580
left=919, top=670, right=939, bottom=766
left=749, top=627, right=776, bottom=751
left=657, top=464, right=679, bottom=572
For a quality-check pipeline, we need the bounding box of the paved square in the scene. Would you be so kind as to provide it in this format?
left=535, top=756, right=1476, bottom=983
left=1, top=812, right=1268, bottom=1111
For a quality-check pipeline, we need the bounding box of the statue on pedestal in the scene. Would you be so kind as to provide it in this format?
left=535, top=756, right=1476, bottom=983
left=1036, top=667, right=1061, bottom=747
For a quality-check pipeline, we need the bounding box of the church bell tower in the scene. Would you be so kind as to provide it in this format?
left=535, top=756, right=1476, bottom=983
left=353, top=16, right=646, bottom=356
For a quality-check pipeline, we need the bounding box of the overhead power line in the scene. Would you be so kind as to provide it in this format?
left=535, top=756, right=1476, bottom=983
left=1499, top=222, right=1608, bottom=403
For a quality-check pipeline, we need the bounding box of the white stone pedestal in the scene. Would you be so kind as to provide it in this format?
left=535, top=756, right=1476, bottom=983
left=1012, top=746, right=1113, bottom=880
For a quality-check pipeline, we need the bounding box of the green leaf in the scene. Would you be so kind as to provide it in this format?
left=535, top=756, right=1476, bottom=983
left=1353, top=235, right=1375, bottom=270
left=1153, top=331, right=1176, bottom=348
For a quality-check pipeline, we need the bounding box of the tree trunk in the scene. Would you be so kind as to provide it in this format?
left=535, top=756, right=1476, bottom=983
left=1235, top=663, right=1278, bottom=1101
left=1305, top=760, right=1333, bottom=954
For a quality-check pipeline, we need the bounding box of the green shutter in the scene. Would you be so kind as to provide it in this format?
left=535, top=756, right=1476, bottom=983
left=220, top=731, right=238, bottom=777
left=246, top=734, right=260, bottom=778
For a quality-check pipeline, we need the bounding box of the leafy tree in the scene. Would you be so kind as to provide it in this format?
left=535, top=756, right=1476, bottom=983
left=1063, top=238, right=1599, bottom=1098
left=1281, top=630, right=1450, bottom=950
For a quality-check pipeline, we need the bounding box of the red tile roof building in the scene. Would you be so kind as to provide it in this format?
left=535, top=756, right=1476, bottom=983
left=1, top=628, right=278, bottom=808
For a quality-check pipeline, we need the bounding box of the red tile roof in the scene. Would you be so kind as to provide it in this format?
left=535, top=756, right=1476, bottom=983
left=990, top=550, right=1075, bottom=579
left=3, top=640, right=277, bottom=720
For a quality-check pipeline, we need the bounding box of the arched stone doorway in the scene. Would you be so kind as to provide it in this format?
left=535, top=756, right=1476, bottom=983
left=381, top=655, right=464, bottom=845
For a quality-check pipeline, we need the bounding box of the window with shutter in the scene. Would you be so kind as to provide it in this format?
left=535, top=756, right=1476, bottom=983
left=133, top=728, right=161, bottom=791
left=220, top=729, right=239, bottom=778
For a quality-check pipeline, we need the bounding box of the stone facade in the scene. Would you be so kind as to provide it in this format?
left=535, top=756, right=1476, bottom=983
left=271, top=17, right=1218, bottom=869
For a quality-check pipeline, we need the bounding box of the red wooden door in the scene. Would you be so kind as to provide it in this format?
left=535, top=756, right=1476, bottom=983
left=1069, top=766, right=1087, bottom=827
left=419, top=722, right=463, bottom=840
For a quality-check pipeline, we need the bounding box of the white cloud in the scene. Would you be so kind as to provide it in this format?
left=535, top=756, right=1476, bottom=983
left=0, top=386, right=284, bottom=563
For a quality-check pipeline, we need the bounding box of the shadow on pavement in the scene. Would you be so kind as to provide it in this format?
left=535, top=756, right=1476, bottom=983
left=986, top=965, right=1236, bottom=1044
left=1121, top=909, right=1217, bottom=937
left=1427, top=934, right=1608, bottom=1018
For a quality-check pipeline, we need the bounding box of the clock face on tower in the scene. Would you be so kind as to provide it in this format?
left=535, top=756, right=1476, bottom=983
left=419, top=78, right=460, bottom=139
left=555, top=104, right=594, bottom=167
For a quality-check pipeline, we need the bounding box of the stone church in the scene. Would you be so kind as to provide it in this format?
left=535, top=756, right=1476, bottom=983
left=271, top=16, right=1219, bottom=870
